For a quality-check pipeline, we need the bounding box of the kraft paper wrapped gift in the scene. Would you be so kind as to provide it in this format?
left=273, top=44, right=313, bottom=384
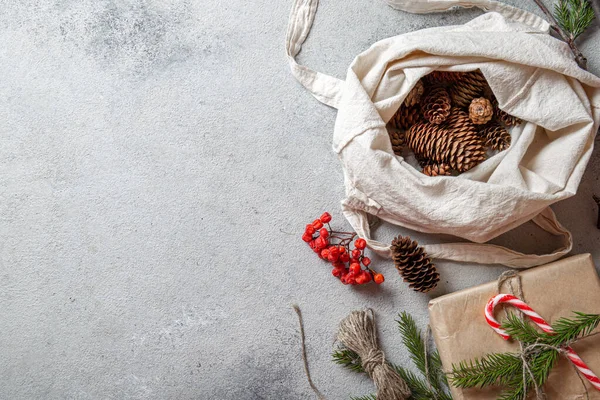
left=429, top=254, right=600, bottom=399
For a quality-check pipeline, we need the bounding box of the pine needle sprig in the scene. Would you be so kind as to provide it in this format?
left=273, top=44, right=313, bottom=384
left=332, top=311, right=452, bottom=399
left=450, top=353, right=523, bottom=388
left=532, top=0, right=596, bottom=69
left=396, top=312, right=449, bottom=392
left=392, top=364, right=439, bottom=400
left=350, top=395, right=377, bottom=400
left=449, top=311, right=599, bottom=400
left=547, top=311, right=600, bottom=346
left=502, top=313, right=546, bottom=344
left=554, top=0, right=596, bottom=40
left=332, top=348, right=364, bottom=373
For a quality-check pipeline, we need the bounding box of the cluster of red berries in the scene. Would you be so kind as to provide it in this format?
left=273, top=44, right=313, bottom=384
left=302, top=212, right=384, bottom=285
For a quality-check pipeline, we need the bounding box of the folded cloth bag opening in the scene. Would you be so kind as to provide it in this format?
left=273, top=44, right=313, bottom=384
left=286, top=0, right=600, bottom=268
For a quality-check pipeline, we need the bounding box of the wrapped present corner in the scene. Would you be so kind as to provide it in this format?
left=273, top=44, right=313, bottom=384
left=429, top=254, right=600, bottom=399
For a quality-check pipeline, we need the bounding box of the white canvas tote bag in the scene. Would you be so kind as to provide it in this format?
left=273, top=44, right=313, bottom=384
left=286, top=0, right=600, bottom=268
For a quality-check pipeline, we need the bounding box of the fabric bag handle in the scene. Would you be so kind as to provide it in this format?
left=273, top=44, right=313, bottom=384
left=286, top=0, right=345, bottom=109
left=385, top=0, right=550, bottom=32
left=342, top=204, right=573, bottom=268
left=286, top=0, right=550, bottom=108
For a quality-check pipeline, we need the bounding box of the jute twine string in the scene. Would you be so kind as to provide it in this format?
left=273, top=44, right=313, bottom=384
left=496, top=270, right=591, bottom=400
left=293, top=305, right=326, bottom=400
left=337, top=309, right=411, bottom=400
left=293, top=305, right=411, bottom=400
left=497, top=271, right=544, bottom=399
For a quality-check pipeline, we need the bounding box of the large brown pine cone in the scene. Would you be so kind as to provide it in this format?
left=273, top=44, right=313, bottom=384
left=448, top=70, right=489, bottom=108
left=404, top=80, right=425, bottom=107
left=388, top=130, right=405, bottom=155
left=492, top=98, right=522, bottom=126
left=424, top=71, right=466, bottom=84
left=422, top=163, right=452, bottom=177
left=391, top=236, right=439, bottom=293
left=478, top=122, right=511, bottom=151
left=388, top=104, right=422, bottom=130
left=406, top=109, right=486, bottom=172
left=421, top=87, right=451, bottom=124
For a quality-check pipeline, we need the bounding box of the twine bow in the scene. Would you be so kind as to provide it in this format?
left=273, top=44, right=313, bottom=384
left=492, top=271, right=598, bottom=399
left=293, top=306, right=411, bottom=399
left=337, top=309, right=411, bottom=400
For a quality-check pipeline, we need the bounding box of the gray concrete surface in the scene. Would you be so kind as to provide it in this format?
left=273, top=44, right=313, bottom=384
left=1, top=0, right=599, bottom=399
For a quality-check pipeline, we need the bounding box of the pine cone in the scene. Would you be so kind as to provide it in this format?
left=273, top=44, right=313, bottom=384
left=479, top=122, right=511, bottom=151
left=388, top=104, right=422, bottom=130
left=492, top=98, right=522, bottom=126
left=391, top=236, right=439, bottom=293
left=388, top=129, right=405, bottom=155
left=424, top=71, right=466, bottom=84
left=422, top=163, right=452, bottom=177
left=448, top=70, right=488, bottom=108
left=421, top=87, right=451, bottom=124
left=406, top=109, right=486, bottom=172
left=469, top=98, right=493, bottom=125
left=404, top=80, right=425, bottom=107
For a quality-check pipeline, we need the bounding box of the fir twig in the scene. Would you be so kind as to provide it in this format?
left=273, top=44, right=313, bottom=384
left=396, top=312, right=449, bottom=394
left=332, top=348, right=364, bottom=373
left=450, top=352, right=524, bottom=388
left=449, top=311, right=599, bottom=400
left=547, top=311, right=600, bottom=346
left=502, top=313, right=546, bottom=344
left=350, top=395, right=377, bottom=400
left=531, top=0, right=595, bottom=69
left=333, top=312, right=452, bottom=400
left=554, top=0, right=596, bottom=40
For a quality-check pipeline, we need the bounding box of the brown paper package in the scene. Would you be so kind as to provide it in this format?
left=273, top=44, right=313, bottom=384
left=428, top=254, right=600, bottom=399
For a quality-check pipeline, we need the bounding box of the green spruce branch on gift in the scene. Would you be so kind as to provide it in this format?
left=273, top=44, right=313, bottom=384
left=333, top=311, right=600, bottom=399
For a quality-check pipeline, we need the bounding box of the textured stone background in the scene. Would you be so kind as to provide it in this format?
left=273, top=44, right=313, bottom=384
left=1, top=0, right=599, bottom=398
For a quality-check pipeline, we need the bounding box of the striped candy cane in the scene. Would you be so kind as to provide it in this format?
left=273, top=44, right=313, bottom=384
left=485, top=294, right=600, bottom=391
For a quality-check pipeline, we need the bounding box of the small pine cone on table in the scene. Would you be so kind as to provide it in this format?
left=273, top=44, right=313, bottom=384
left=448, top=70, right=489, bottom=108
left=478, top=121, right=511, bottom=151
left=468, top=97, right=493, bottom=125
left=404, top=80, right=425, bottom=107
left=492, top=98, right=522, bottom=126
left=388, top=104, right=422, bottom=131
left=421, top=87, right=451, bottom=124
left=391, top=235, right=440, bottom=293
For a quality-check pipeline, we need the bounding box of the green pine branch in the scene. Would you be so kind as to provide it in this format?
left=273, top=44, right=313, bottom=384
left=547, top=312, right=600, bottom=346
left=501, top=313, right=546, bottom=345
left=532, top=0, right=596, bottom=68
left=554, top=0, right=596, bottom=40
left=449, top=352, right=523, bottom=388
left=350, top=395, right=377, bottom=400
left=396, top=312, right=449, bottom=394
left=449, top=311, right=598, bottom=400
left=332, top=312, right=452, bottom=400
left=392, top=364, right=446, bottom=400
left=332, top=348, right=365, bottom=373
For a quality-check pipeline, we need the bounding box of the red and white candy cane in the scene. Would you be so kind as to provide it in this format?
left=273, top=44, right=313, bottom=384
left=485, top=294, right=600, bottom=391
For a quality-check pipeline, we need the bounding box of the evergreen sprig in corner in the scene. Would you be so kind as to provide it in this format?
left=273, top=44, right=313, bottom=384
left=532, top=0, right=596, bottom=69
left=449, top=312, right=600, bottom=400
left=333, top=312, right=452, bottom=400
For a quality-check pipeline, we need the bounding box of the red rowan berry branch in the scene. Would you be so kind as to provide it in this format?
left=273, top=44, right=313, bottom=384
left=302, top=212, right=384, bottom=286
